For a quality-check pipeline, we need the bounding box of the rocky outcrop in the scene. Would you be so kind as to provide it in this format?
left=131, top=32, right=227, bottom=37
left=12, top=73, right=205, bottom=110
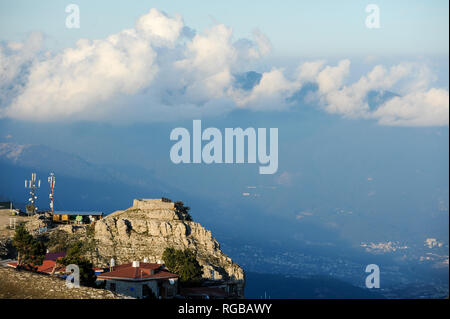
left=93, top=199, right=245, bottom=293
left=0, top=238, right=13, bottom=259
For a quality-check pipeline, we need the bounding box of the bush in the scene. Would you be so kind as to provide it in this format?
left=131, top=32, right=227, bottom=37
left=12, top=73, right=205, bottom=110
left=25, top=204, right=35, bottom=214
left=162, top=248, right=203, bottom=285
left=59, top=241, right=97, bottom=287
left=12, top=223, right=46, bottom=269
left=174, top=201, right=193, bottom=221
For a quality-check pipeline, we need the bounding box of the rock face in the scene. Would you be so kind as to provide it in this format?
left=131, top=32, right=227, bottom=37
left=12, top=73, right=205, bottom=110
left=93, top=199, right=245, bottom=295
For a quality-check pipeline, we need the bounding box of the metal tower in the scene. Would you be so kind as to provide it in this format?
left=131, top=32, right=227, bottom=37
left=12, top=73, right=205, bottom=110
left=48, top=173, right=55, bottom=213
left=25, top=172, right=40, bottom=215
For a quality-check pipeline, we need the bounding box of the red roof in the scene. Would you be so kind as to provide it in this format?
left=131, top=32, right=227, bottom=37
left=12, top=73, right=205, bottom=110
left=7, top=260, right=66, bottom=274
left=97, top=262, right=178, bottom=281
left=7, top=256, right=104, bottom=274
left=44, top=252, right=66, bottom=261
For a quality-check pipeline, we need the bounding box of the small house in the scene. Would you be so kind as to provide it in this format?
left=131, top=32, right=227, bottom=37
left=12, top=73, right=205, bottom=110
left=96, top=261, right=179, bottom=299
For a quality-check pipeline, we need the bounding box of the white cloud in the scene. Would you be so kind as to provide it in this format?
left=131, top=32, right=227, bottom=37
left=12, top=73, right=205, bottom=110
left=317, top=59, right=350, bottom=94
left=297, top=60, right=325, bottom=83
left=302, top=60, right=449, bottom=125
left=372, top=88, right=449, bottom=126
left=0, top=8, right=447, bottom=127
left=252, top=29, right=272, bottom=57
left=233, top=68, right=298, bottom=110
left=135, top=8, right=183, bottom=46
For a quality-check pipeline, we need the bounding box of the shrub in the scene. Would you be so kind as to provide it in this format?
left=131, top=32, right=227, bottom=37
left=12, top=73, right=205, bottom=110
left=12, top=223, right=46, bottom=269
left=174, top=201, right=193, bottom=221
left=162, top=248, right=203, bottom=285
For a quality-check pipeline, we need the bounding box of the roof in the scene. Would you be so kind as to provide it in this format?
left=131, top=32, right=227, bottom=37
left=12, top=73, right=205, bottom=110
left=53, top=211, right=103, bottom=216
left=7, top=260, right=66, bottom=274
left=97, top=262, right=178, bottom=281
left=7, top=260, right=104, bottom=274
left=44, top=252, right=66, bottom=261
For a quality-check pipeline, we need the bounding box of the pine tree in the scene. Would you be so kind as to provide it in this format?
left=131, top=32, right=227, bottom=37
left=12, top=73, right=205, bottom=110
left=174, top=201, right=193, bottom=221
left=12, top=223, right=46, bottom=269
left=59, top=241, right=97, bottom=287
left=162, top=248, right=202, bottom=285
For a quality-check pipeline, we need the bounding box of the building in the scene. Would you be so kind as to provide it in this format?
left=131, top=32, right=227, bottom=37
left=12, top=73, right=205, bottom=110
left=0, top=201, right=13, bottom=209
left=52, top=211, right=103, bottom=223
left=7, top=259, right=66, bottom=275
left=7, top=252, right=104, bottom=276
left=96, top=261, right=179, bottom=299
left=7, top=252, right=67, bottom=275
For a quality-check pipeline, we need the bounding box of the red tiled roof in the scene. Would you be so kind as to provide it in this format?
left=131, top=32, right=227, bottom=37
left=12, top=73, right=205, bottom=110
left=97, top=262, right=178, bottom=281
left=7, top=260, right=66, bottom=274
left=7, top=258, right=103, bottom=275
left=44, top=252, right=66, bottom=261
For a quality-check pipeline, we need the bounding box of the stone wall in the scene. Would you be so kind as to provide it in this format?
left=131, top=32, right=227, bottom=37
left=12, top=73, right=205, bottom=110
left=132, top=198, right=175, bottom=210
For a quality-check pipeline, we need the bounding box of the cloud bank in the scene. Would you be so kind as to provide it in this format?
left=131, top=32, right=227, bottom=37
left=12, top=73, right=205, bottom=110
left=0, top=8, right=448, bottom=126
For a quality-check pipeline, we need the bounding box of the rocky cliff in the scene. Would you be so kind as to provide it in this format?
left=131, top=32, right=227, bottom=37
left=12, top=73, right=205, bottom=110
left=93, top=199, right=244, bottom=291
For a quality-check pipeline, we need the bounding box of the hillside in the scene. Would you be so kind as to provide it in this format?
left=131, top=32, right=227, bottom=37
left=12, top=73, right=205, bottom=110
left=93, top=199, right=245, bottom=295
left=0, top=266, right=126, bottom=299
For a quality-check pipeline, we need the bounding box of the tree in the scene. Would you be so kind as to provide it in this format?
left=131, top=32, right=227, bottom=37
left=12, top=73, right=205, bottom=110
left=162, top=248, right=203, bottom=285
left=12, top=223, right=46, bottom=269
left=59, top=241, right=97, bottom=287
left=174, top=201, right=193, bottom=221
left=25, top=204, right=35, bottom=214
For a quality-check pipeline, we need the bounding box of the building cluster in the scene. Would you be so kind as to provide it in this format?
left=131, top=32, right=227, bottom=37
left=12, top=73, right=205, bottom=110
left=6, top=174, right=242, bottom=299
left=7, top=251, right=237, bottom=299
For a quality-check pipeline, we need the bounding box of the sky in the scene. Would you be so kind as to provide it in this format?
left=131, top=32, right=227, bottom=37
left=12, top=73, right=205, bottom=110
left=0, top=1, right=448, bottom=126
left=0, top=0, right=448, bottom=56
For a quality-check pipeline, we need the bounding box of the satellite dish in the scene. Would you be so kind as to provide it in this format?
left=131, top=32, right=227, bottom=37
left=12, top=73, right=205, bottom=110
left=110, top=258, right=115, bottom=267
left=169, top=278, right=175, bottom=285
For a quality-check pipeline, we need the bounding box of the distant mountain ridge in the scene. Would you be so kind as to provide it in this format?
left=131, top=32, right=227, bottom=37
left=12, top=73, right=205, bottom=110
left=0, top=142, right=179, bottom=213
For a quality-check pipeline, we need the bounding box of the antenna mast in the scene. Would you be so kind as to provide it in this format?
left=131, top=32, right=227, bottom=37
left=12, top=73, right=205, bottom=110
left=48, top=173, right=55, bottom=213
left=25, top=172, right=40, bottom=215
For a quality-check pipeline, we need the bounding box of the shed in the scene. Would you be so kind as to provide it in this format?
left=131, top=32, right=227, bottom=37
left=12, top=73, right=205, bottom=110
left=52, top=211, right=103, bottom=223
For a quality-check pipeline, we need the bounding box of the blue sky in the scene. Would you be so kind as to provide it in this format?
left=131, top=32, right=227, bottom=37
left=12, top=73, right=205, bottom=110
left=0, top=0, right=448, bottom=56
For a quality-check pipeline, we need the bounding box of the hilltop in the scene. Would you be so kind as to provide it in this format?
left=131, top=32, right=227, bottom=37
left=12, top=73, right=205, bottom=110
left=92, top=199, right=245, bottom=295
left=0, top=266, right=126, bottom=299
